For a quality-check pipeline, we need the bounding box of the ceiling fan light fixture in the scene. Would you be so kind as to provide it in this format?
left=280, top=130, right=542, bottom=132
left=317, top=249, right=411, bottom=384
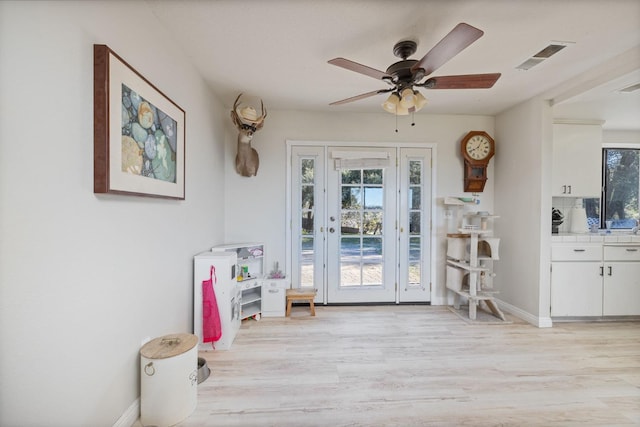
left=395, top=103, right=410, bottom=116
left=414, top=90, right=427, bottom=110
left=399, top=87, right=417, bottom=109
left=381, top=93, right=400, bottom=114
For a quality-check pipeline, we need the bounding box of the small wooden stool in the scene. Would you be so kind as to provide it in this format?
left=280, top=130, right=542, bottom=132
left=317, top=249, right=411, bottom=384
left=286, top=288, right=317, bottom=316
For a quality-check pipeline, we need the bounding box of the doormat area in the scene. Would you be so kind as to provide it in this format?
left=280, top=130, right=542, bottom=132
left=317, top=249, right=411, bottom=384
left=448, top=305, right=513, bottom=325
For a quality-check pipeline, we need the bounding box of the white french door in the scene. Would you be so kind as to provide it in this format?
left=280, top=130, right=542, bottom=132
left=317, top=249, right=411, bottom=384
left=290, top=146, right=326, bottom=302
left=398, top=148, right=432, bottom=302
left=326, top=147, right=397, bottom=303
left=288, top=143, right=432, bottom=304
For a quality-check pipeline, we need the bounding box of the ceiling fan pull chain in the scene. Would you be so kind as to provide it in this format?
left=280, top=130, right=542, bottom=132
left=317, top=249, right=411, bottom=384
left=395, top=111, right=398, bottom=133
left=411, top=111, right=415, bottom=127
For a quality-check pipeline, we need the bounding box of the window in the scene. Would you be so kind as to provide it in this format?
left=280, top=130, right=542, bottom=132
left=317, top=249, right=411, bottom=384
left=600, top=148, right=640, bottom=229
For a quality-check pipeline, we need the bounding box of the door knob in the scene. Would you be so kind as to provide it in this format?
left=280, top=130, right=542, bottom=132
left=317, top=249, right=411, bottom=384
left=329, top=227, right=335, bottom=233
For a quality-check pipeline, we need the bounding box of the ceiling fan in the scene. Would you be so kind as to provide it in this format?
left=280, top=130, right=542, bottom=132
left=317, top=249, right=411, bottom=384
left=328, top=23, right=501, bottom=115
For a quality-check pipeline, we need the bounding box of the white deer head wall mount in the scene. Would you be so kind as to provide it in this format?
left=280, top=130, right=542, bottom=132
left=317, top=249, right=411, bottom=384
left=230, top=93, right=267, bottom=177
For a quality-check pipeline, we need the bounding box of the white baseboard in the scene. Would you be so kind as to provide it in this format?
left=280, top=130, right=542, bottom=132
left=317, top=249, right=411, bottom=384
left=430, top=295, right=449, bottom=306
left=496, top=299, right=553, bottom=328
left=113, top=398, right=139, bottom=427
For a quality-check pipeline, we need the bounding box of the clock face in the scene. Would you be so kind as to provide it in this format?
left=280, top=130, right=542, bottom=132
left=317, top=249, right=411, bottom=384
left=465, top=135, right=492, bottom=160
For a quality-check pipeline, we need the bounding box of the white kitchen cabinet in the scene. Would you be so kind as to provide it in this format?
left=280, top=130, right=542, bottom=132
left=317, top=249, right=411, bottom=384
left=602, top=246, right=640, bottom=316
left=551, top=243, right=640, bottom=317
left=551, top=261, right=603, bottom=316
left=552, top=122, right=602, bottom=197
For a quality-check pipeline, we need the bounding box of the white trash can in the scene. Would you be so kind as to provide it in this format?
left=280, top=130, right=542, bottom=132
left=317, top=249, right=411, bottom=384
left=140, top=333, right=198, bottom=427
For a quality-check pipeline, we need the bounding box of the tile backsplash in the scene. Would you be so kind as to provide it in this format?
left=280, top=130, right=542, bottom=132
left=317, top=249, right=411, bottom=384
left=552, top=196, right=600, bottom=233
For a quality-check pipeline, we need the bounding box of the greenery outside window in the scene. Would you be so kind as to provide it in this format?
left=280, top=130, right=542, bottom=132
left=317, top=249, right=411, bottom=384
left=600, top=147, right=640, bottom=229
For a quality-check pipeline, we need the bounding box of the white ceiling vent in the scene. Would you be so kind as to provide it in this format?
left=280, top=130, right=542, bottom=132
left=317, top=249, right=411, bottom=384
left=618, top=82, right=640, bottom=93
left=516, top=41, right=574, bottom=71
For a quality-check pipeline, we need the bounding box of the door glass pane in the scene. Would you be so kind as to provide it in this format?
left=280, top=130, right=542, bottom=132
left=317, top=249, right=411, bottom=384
left=362, top=263, right=383, bottom=286
left=301, top=159, right=314, bottom=183
left=409, top=212, right=421, bottom=234
left=364, top=187, right=383, bottom=209
left=363, top=212, right=382, bottom=234
left=340, top=236, right=360, bottom=287
left=342, top=187, right=362, bottom=209
left=299, top=157, right=315, bottom=288
left=363, top=237, right=382, bottom=260
left=339, top=168, right=384, bottom=287
left=341, top=212, right=361, bottom=234
left=301, top=212, right=314, bottom=233
left=407, top=159, right=423, bottom=288
left=409, top=160, right=421, bottom=184
left=409, top=236, right=421, bottom=285
left=301, top=185, right=314, bottom=208
left=301, top=236, right=314, bottom=287
left=342, top=169, right=361, bottom=184
left=410, top=187, right=421, bottom=210
left=363, top=169, right=383, bottom=184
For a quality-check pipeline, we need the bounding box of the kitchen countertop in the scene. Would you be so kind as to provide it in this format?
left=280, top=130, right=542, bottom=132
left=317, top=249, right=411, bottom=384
left=551, top=233, right=640, bottom=243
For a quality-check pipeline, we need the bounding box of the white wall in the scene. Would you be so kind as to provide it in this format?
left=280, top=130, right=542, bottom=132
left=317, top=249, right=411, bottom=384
left=603, top=129, right=640, bottom=144
left=223, top=110, right=495, bottom=304
left=0, top=2, right=227, bottom=425
left=494, top=97, right=553, bottom=326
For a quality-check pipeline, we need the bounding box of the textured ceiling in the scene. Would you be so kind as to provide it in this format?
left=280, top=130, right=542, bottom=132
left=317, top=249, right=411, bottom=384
left=148, top=0, right=640, bottom=130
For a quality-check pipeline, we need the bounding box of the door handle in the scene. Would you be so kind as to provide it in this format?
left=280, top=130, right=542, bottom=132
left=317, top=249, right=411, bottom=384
left=608, top=266, right=612, bottom=276
left=562, top=185, right=566, bottom=194
left=599, top=266, right=604, bottom=276
left=573, top=249, right=586, bottom=252
left=567, top=185, right=572, bottom=194
left=626, top=248, right=638, bottom=252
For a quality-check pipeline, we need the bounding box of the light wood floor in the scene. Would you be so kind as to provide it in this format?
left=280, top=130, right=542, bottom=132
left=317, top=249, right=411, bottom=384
left=140, top=305, right=640, bottom=426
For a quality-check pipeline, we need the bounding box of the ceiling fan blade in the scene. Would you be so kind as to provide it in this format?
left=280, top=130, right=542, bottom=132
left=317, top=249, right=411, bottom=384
left=411, top=23, right=484, bottom=76
left=328, top=58, right=391, bottom=81
left=329, top=89, right=392, bottom=105
left=424, top=73, right=501, bottom=89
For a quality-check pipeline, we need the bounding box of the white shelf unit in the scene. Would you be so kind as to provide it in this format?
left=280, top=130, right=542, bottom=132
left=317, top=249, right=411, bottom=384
left=212, top=242, right=265, bottom=320
left=444, top=199, right=505, bottom=321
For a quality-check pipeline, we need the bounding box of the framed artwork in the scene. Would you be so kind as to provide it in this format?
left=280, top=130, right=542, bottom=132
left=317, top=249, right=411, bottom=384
left=94, top=44, right=185, bottom=200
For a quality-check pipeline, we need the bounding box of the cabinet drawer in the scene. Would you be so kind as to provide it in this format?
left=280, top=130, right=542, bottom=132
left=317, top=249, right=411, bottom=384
left=604, top=245, right=640, bottom=261
left=551, top=244, right=601, bottom=261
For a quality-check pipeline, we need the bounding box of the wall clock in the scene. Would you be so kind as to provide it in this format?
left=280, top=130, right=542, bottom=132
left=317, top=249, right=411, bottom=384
left=460, top=131, right=495, bottom=192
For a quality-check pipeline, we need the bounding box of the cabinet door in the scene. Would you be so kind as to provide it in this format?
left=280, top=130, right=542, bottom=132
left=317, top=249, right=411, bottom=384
left=552, top=123, right=602, bottom=197
left=551, top=262, right=603, bottom=316
left=603, top=262, right=640, bottom=315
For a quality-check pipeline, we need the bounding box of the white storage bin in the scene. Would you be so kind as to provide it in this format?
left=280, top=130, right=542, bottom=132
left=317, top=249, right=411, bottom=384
left=261, top=278, right=289, bottom=317
left=140, top=333, right=198, bottom=427
left=446, top=265, right=468, bottom=292
left=446, top=237, right=469, bottom=261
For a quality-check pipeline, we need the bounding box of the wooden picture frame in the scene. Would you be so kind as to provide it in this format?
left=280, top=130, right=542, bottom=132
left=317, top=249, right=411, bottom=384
left=94, top=44, right=185, bottom=200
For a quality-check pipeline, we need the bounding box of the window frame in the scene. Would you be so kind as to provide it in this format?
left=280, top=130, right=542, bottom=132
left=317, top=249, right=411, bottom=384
left=599, top=146, right=640, bottom=229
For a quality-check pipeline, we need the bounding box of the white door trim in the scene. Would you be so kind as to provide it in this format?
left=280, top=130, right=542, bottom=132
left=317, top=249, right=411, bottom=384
left=286, top=140, right=438, bottom=304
